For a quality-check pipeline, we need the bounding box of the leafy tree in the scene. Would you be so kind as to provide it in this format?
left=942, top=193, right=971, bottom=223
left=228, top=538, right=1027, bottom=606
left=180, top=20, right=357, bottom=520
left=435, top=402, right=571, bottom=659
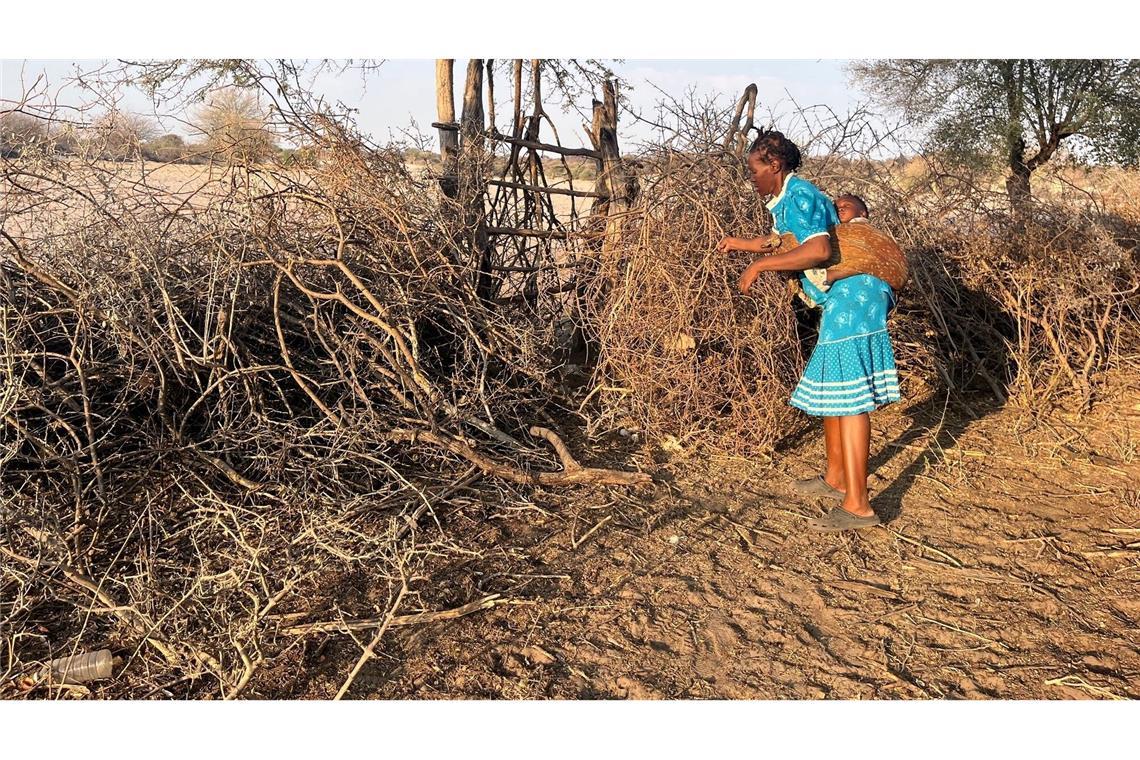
left=851, top=59, right=1140, bottom=212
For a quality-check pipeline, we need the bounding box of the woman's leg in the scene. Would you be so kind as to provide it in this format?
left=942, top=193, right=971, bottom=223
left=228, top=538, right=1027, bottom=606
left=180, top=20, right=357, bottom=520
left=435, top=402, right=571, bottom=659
left=838, top=412, right=874, bottom=517
left=822, top=416, right=845, bottom=492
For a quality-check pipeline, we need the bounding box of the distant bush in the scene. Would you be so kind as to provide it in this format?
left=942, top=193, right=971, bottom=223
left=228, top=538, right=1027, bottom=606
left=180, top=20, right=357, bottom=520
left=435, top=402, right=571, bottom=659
left=193, top=88, right=277, bottom=164
left=1, top=112, right=51, bottom=157
left=142, top=133, right=188, bottom=163
left=277, top=145, right=322, bottom=169
left=402, top=148, right=441, bottom=168
left=86, top=111, right=160, bottom=161
left=547, top=156, right=598, bottom=181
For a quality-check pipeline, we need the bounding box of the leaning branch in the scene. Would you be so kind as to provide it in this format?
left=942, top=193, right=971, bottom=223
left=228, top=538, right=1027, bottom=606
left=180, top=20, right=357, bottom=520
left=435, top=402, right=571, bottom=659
left=387, top=427, right=651, bottom=487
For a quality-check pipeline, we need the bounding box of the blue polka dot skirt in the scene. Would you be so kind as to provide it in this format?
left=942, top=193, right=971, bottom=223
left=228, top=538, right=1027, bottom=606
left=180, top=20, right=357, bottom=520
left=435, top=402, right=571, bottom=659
left=790, top=274, right=901, bottom=417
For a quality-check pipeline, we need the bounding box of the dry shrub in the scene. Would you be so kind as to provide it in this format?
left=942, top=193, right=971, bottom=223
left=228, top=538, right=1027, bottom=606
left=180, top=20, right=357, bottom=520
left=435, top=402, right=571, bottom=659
left=0, top=110, right=623, bottom=698
left=584, top=149, right=805, bottom=454
left=961, top=209, right=1139, bottom=408
left=807, top=156, right=1140, bottom=411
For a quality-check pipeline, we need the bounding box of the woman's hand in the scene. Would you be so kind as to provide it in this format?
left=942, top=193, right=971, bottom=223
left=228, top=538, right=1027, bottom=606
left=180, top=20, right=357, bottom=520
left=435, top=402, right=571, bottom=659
left=719, top=235, right=781, bottom=254
left=717, top=236, right=741, bottom=253
left=738, top=261, right=764, bottom=294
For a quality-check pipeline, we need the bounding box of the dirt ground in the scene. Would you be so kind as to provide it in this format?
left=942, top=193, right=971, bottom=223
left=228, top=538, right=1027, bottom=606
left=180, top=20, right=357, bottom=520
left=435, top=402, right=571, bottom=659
left=263, top=376, right=1140, bottom=701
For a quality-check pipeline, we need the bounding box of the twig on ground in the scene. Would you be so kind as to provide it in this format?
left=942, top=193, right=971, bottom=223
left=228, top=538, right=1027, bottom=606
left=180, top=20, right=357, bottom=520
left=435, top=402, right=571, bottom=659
left=888, top=529, right=964, bottom=567
left=1044, top=674, right=1126, bottom=700
left=334, top=582, right=408, bottom=700
left=571, top=514, right=612, bottom=549
left=281, top=593, right=506, bottom=636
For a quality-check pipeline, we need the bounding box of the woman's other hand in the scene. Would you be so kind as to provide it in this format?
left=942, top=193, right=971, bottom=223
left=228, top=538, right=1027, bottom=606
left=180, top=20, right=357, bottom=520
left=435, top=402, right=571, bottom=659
left=738, top=261, right=763, bottom=294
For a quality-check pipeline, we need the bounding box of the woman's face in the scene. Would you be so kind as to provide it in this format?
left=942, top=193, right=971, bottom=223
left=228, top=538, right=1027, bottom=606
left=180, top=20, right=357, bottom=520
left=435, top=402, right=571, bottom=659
left=747, top=151, right=783, bottom=197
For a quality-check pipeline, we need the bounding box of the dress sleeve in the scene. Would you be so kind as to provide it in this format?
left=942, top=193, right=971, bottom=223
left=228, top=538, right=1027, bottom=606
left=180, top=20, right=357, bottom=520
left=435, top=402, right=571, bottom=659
left=784, top=182, right=837, bottom=244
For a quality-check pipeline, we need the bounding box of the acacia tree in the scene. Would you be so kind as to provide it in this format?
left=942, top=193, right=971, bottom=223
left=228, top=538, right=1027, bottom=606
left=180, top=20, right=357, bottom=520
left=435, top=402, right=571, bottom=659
left=851, top=59, right=1140, bottom=213
left=89, top=110, right=159, bottom=160
left=193, top=87, right=276, bottom=164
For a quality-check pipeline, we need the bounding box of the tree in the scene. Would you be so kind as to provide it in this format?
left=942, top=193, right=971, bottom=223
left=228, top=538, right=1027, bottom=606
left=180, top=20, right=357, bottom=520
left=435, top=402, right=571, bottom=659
left=89, top=110, right=159, bottom=160
left=851, top=59, right=1140, bottom=213
left=1, top=112, right=51, bottom=157
left=193, top=88, right=276, bottom=164
left=143, top=133, right=189, bottom=163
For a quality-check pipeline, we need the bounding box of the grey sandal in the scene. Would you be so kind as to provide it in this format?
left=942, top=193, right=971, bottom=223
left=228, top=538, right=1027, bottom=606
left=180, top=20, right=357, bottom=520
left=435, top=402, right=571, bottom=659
left=791, top=475, right=845, bottom=501
left=807, top=506, right=882, bottom=532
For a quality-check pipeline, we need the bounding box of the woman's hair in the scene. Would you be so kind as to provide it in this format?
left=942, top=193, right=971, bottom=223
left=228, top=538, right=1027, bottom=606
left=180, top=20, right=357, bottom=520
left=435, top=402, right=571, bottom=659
left=747, top=130, right=802, bottom=172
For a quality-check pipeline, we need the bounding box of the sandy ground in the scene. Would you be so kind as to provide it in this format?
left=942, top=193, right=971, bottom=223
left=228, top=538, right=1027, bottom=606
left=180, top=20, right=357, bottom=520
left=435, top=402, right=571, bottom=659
left=259, top=378, right=1140, bottom=700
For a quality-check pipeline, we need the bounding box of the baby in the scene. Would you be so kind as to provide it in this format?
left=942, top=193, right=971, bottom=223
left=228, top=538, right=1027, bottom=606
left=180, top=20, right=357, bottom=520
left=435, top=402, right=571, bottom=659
left=754, top=193, right=873, bottom=305
left=834, top=193, right=869, bottom=223
left=798, top=194, right=872, bottom=304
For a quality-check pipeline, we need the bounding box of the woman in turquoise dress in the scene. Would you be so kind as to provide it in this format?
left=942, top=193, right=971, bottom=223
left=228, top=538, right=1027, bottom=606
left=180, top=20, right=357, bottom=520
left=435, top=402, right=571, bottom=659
left=718, top=130, right=899, bottom=531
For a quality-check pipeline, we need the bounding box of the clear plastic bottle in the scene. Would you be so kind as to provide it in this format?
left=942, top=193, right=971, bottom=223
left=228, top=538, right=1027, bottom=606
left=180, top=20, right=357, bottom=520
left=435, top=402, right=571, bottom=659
left=46, top=649, right=114, bottom=684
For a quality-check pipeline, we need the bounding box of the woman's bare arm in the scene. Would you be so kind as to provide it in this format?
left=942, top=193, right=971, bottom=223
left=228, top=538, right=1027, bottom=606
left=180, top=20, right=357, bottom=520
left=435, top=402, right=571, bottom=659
left=717, top=235, right=779, bottom=254
left=738, top=235, right=831, bottom=294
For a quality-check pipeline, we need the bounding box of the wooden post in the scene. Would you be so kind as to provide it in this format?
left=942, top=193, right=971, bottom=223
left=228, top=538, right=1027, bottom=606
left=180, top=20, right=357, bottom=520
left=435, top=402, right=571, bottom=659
left=724, top=83, right=758, bottom=156
left=512, top=59, right=523, bottom=138
left=459, top=60, right=495, bottom=303
left=461, top=59, right=485, bottom=150
left=569, top=78, right=634, bottom=362
left=435, top=59, right=459, bottom=198
left=592, top=79, right=633, bottom=253
left=525, top=59, right=543, bottom=143
left=485, top=60, right=496, bottom=135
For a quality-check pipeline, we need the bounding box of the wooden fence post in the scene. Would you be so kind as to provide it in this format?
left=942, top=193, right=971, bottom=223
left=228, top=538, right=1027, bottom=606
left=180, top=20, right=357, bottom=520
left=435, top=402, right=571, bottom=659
left=592, top=79, right=633, bottom=253
left=435, top=59, right=460, bottom=198
left=459, top=60, right=495, bottom=302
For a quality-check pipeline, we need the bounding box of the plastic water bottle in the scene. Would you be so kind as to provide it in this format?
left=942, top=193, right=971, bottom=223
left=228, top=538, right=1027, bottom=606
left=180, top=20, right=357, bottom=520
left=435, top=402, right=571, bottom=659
left=45, top=649, right=114, bottom=684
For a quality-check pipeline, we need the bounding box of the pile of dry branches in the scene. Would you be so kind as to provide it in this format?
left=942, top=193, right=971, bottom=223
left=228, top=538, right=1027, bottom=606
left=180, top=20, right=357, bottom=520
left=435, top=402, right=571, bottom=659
left=582, top=146, right=805, bottom=454
left=581, top=96, right=1139, bottom=457
left=822, top=156, right=1140, bottom=410
left=0, top=99, right=644, bottom=698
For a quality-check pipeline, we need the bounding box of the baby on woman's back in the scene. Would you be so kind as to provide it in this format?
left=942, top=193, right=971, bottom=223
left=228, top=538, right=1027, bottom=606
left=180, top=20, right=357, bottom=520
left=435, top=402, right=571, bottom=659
left=834, top=193, right=869, bottom=223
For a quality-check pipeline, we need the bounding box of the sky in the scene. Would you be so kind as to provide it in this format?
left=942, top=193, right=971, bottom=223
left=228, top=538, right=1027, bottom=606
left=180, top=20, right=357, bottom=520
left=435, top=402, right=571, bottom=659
left=3, top=1, right=1127, bottom=156
left=1, top=58, right=862, bottom=150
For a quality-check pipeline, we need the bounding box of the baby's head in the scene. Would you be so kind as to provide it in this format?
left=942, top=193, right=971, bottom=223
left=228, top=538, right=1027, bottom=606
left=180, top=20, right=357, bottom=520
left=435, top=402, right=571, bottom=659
left=835, top=194, right=869, bottom=223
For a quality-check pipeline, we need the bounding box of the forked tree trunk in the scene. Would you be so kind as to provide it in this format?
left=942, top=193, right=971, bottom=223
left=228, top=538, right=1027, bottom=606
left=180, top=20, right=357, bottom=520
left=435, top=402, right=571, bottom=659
left=570, top=79, right=634, bottom=361
left=1007, top=135, right=1033, bottom=218
left=592, top=79, right=634, bottom=251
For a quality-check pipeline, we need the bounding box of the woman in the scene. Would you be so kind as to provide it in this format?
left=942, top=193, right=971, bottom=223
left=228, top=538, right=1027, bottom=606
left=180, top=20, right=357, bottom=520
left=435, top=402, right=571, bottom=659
left=717, top=130, right=900, bottom=531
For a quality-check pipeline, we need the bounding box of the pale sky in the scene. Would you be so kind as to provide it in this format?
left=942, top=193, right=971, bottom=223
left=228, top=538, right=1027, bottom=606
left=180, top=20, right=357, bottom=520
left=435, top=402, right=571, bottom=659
left=1, top=59, right=864, bottom=150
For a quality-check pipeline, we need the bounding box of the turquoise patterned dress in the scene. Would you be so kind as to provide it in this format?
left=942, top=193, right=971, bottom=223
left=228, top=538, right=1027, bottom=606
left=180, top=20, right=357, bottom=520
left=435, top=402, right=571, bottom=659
left=767, top=174, right=901, bottom=417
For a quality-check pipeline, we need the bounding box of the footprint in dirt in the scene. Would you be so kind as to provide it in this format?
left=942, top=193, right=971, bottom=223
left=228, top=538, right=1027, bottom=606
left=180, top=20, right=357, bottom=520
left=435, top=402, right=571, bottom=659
left=694, top=614, right=746, bottom=679
left=612, top=675, right=663, bottom=699
left=625, top=609, right=687, bottom=657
